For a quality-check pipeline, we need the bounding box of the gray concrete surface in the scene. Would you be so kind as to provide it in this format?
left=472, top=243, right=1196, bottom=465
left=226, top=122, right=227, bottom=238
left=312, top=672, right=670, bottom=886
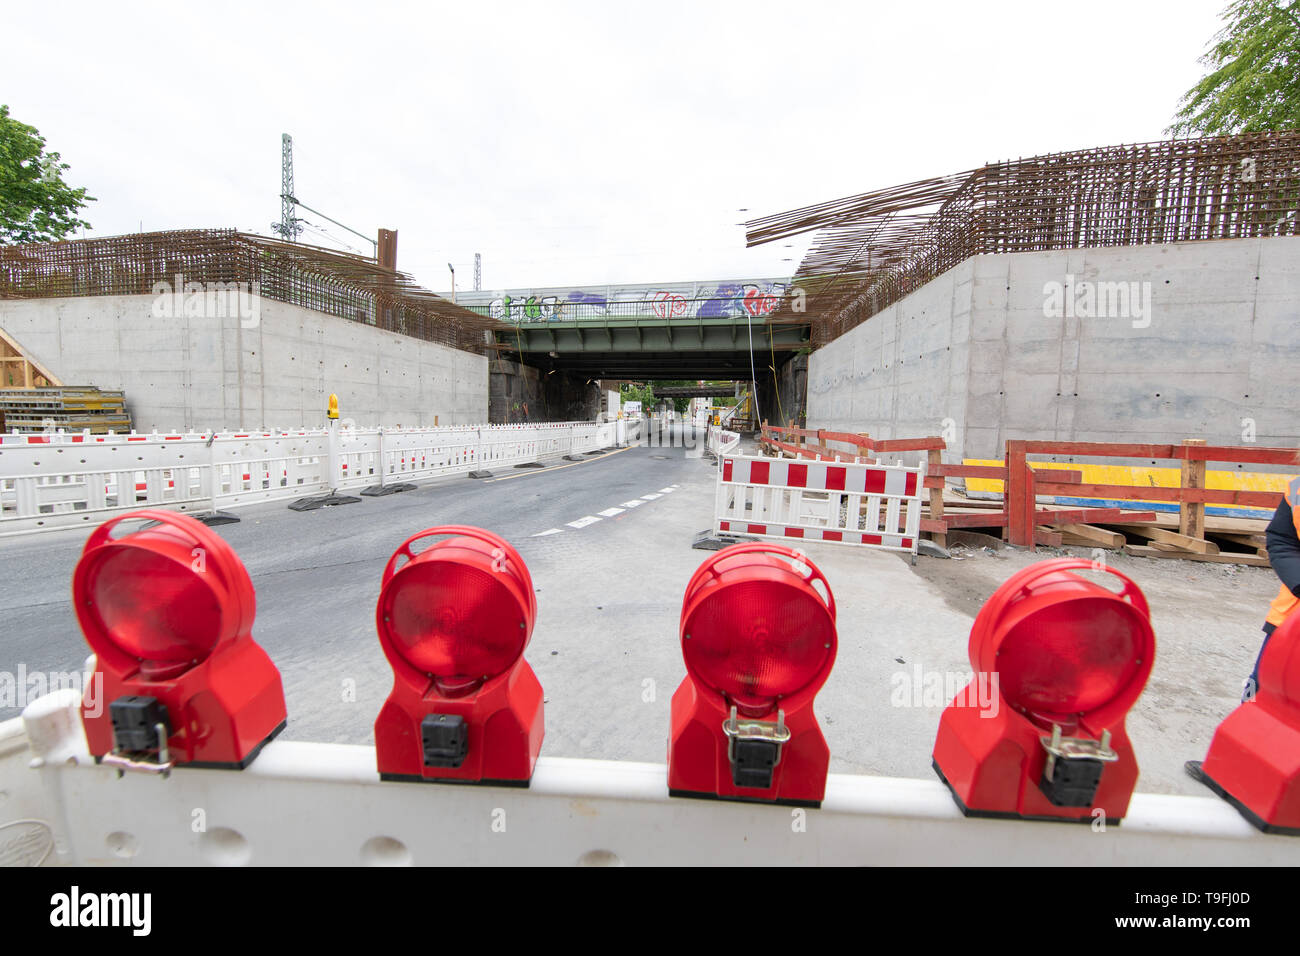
left=0, top=294, right=487, bottom=431
left=807, top=235, right=1300, bottom=459
left=0, top=425, right=1281, bottom=796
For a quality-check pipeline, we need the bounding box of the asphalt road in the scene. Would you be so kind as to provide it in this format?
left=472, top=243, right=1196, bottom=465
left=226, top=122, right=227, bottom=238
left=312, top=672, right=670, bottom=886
left=1, top=421, right=1273, bottom=796
left=0, top=423, right=717, bottom=735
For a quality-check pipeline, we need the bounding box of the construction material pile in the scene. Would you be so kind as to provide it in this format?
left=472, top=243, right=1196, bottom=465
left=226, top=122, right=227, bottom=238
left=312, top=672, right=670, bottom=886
left=0, top=387, right=132, bottom=434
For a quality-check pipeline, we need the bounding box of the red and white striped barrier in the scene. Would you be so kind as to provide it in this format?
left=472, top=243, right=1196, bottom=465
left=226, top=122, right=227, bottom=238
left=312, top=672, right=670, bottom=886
left=716, top=454, right=926, bottom=555
left=0, top=420, right=634, bottom=536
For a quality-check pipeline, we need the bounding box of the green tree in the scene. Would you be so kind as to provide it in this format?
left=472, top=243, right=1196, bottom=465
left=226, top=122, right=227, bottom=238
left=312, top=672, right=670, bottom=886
left=0, top=105, right=94, bottom=243
left=1168, top=0, right=1300, bottom=135
left=619, top=382, right=656, bottom=414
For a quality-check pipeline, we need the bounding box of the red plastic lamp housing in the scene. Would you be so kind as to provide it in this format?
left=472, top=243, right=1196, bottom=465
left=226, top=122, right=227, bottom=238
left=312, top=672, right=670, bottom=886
left=669, top=543, right=837, bottom=807
left=1197, top=610, right=1300, bottom=834
left=374, top=526, right=544, bottom=785
left=932, top=558, right=1155, bottom=822
left=73, top=510, right=286, bottom=769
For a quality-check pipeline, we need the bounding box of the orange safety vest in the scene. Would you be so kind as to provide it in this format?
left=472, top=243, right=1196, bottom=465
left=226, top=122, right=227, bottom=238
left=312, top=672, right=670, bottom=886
left=1266, top=476, right=1300, bottom=627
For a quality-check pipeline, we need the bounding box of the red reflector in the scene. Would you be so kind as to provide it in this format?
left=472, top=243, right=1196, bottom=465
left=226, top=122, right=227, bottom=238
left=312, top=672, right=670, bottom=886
left=996, top=598, right=1144, bottom=717
left=384, top=562, right=525, bottom=679
left=683, top=576, right=834, bottom=711
left=86, top=545, right=222, bottom=671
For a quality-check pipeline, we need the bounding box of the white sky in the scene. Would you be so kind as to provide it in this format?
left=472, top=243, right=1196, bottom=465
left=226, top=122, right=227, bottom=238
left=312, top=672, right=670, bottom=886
left=2, top=0, right=1228, bottom=294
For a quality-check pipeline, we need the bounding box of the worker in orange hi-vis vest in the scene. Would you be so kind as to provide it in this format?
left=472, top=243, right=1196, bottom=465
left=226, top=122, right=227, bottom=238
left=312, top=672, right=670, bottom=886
left=1187, top=473, right=1300, bottom=784
left=1257, top=474, right=1300, bottom=697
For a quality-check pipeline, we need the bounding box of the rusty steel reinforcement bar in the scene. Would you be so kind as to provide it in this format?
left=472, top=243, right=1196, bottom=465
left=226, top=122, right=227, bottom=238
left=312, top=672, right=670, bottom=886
left=746, top=130, right=1300, bottom=347
left=0, top=229, right=509, bottom=355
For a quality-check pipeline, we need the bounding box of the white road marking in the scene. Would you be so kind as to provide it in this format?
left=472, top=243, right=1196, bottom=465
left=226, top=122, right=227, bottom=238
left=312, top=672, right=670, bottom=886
left=567, top=515, right=602, bottom=529
left=532, top=528, right=562, bottom=537
left=640, top=493, right=662, bottom=501
left=658, top=487, right=676, bottom=493
left=598, top=507, right=625, bottom=517
left=621, top=500, right=645, bottom=508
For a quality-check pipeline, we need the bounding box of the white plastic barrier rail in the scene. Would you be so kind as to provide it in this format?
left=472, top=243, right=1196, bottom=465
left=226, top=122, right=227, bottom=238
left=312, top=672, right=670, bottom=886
left=0, top=421, right=626, bottom=536
left=716, top=453, right=926, bottom=555
left=3, top=691, right=1297, bottom=866
left=706, top=426, right=741, bottom=457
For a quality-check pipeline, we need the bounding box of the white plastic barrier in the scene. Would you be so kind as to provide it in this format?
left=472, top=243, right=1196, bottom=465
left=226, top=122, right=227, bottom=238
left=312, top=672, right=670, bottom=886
left=715, top=453, right=926, bottom=555
left=0, top=421, right=625, bottom=536
left=3, top=691, right=1297, bottom=866
left=706, top=426, right=741, bottom=457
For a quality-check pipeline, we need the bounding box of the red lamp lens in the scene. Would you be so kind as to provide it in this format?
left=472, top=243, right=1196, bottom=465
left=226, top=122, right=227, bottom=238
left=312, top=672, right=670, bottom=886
left=385, top=562, right=525, bottom=680
left=684, top=579, right=833, bottom=710
left=996, top=597, right=1144, bottom=717
left=87, top=547, right=222, bottom=667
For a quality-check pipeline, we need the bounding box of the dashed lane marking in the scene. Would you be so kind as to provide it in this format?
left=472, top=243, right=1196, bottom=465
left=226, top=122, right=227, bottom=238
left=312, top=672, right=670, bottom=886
left=484, top=445, right=632, bottom=482
left=537, top=484, right=683, bottom=537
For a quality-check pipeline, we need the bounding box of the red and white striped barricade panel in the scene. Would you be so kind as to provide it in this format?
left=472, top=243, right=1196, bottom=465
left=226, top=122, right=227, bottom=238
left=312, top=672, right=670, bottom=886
left=715, top=454, right=926, bottom=555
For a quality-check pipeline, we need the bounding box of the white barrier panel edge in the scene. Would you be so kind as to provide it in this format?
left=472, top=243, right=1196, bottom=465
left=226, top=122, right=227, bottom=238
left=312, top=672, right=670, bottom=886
left=2, top=693, right=1294, bottom=867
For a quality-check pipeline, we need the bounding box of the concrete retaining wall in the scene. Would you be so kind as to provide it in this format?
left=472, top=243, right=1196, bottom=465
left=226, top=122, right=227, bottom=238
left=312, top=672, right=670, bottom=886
left=807, top=236, right=1300, bottom=460
left=0, top=295, right=488, bottom=431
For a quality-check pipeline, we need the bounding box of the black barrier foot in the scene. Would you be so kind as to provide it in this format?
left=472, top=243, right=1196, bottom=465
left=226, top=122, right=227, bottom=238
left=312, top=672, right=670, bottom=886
left=691, top=529, right=759, bottom=551
left=288, top=493, right=363, bottom=512
left=468, top=470, right=493, bottom=479
left=916, top=539, right=951, bottom=559
left=513, top=462, right=544, bottom=469
left=562, top=455, right=585, bottom=461
left=361, top=483, right=418, bottom=497
left=195, top=511, right=240, bottom=526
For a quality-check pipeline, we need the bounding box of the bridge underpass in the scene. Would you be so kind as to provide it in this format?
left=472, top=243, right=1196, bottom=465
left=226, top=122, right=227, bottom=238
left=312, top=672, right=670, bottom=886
left=467, top=279, right=812, bottom=423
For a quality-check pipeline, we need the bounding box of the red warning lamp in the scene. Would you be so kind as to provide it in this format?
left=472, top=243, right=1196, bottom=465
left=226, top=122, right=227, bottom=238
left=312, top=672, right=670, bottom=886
left=932, top=558, right=1154, bottom=822
left=374, top=526, right=543, bottom=785
left=669, top=543, right=837, bottom=807
left=73, top=510, right=286, bottom=772
left=1194, top=611, right=1300, bottom=834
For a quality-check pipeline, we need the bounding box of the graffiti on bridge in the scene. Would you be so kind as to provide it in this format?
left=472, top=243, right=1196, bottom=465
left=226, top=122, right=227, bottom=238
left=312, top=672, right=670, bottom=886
left=485, top=282, right=790, bottom=324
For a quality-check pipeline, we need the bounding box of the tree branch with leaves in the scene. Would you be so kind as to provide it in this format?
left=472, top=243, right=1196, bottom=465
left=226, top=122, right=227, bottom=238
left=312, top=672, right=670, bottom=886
left=0, top=105, right=94, bottom=244
left=1168, top=1, right=1300, bottom=136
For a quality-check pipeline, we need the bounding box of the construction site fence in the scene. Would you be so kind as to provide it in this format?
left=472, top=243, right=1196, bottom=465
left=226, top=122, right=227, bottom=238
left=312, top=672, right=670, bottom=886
left=705, top=424, right=741, bottom=458
left=0, top=420, right=635, bottom=537
left=760, top=425, right=1296, bottom=552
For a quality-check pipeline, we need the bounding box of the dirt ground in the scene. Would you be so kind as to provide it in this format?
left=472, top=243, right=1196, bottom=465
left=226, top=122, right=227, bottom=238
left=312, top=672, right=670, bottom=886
left=909, top=534, right=1278, bottom=796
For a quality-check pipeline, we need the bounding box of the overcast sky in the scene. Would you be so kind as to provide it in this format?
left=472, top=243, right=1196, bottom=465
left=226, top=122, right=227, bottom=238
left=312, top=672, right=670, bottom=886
left=3, top=0, right=1228, bottom=294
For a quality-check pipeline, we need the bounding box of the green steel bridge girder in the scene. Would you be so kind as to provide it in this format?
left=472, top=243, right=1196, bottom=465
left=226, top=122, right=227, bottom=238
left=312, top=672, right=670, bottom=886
left=496, top=317, right=809, bottom=353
